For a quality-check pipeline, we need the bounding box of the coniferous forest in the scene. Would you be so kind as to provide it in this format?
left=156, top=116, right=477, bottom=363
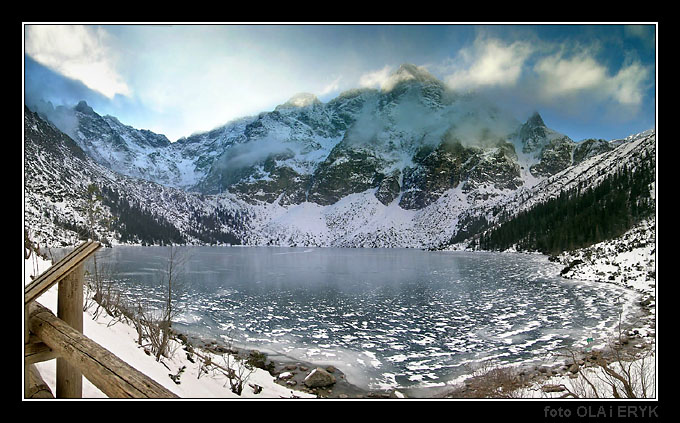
left=100, top=185, right=186, bottom=245
left=473, top=155, right=655, bottom=255
left=98, top=186, right=244, bottom=246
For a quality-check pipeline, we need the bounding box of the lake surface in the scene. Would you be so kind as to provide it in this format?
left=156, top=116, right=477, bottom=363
left=87, top=246, right=638, bottom=391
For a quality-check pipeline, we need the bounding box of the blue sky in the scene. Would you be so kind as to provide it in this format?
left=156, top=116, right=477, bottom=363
left=24, top=23, right=656, bottom=142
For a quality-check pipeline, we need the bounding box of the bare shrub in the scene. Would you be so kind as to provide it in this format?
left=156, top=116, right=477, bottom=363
left=220, top=335, right=255, bottom=396
left=548, top=299, right=656, bottom=399
left=84, top=245, right=189, bottom=362
left=130, top=245, right=188, bottom=362
left=552, top=343, right=655, bottom=399
left=457, top=360, right=527, bottom=398
left=192, top=342, right=255, bottom=396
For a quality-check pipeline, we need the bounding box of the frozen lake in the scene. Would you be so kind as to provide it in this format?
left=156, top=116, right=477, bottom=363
left=87, top=246, right=638, bottom=391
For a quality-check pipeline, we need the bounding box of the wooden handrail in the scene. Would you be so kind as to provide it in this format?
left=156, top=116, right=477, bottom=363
left=28, top=301, right=178, bottom=399
left=25, top=334, right=59, bottom=364
left=25, top=241, right=101, bottom=398
left=24, top=240, right=178, bottom=399
left=25, top=241, right=101, bottom=305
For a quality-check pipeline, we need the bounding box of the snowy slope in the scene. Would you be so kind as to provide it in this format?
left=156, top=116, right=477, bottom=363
left=24, top=106, right=250, bottom=248
left=558, top=218, right=656, bottom=296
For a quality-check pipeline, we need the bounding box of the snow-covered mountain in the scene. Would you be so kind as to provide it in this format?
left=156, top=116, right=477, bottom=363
left=24, top=64, right=656, bottom=251
left=23, top=106, right=250, bottom=247
left=42, top=65, right=572, bottom=203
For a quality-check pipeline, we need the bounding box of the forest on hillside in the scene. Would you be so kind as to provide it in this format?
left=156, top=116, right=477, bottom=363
left=465, top=155, right=655, bottom=255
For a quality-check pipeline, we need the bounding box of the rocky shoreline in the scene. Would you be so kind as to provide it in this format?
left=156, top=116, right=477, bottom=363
left=172, top=331, right=405, bottom=399
left=438, top=330, right=655, bottom=398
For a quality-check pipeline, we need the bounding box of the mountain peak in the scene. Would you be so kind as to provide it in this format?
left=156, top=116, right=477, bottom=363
left=526, top=111, right=545, bottom=128
left=275, top=93, right=321, bottom=110
left=393, top=63, right=437, bottom=82
left=382, top=63, right=441, bottom=92
left=74, top=100, right=96, bottom=116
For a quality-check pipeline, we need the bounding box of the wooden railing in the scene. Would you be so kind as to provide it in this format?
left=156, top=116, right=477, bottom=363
left=24, top=241, right=178, bottom=399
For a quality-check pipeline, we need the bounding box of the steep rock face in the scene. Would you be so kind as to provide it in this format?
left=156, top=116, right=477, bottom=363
left=42, top=68, right=625, bottom=212
left=529, top=136, right=575, bottom=177
left=400, top=141, right=476, bottom=210
left=62, top=101, right=213, bottom=189
left=375, top=170, right=401, bottom=206
left=462, top=142, right=522, bottom=192
left=24, top=106, right=249, bottom=247
left=515, top=111, right=589, bottom=178
left=518, top=112, right=551, bottom=155
left=188, top=66, right=455, bottom=205
left=573, top=138, right=615, bottom=164
left=194, top=92, right=357, bottom=197
left=399, top=139, right=522, bottom=210
left=308, top=145, right=385, bottom=206
left=45, top=67, right=532, bottom=210
left=229, top=152, right=311, bottom=205
left=52, top=65, right=527, bottom=209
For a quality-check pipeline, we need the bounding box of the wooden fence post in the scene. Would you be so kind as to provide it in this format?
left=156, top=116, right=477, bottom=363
left=55, top=263, right=84, bottom=398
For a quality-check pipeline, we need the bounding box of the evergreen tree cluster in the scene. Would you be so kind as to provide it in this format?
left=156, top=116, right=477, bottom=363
left=52, top=216, right=91, bottom=242
left=98, top=186, right=247, bottom=246
left=100, top=186, right=186, bottom=245
left=449, top=214, right=490, bottom=245
left=185, top=206, right=244, bottom=245
left=475, top=156, right=655, bottom=255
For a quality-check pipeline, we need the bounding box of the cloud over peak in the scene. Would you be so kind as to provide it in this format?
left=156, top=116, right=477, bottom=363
left=436, top=33, right=652, bottom=119
left=533, top=51, right=650, bottom=107
left=358, top=63, right=440, bottom=92
left=23, top=24, right=654, bottom=142
left=444, top=37, right=534, bottom=90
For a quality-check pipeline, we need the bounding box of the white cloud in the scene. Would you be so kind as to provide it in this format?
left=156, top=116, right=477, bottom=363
left=439, top=33, right=651, bottom=116
left=319, top=76, right=342, bottom=96
left=609, top=62, right=650, bottom=106
left=358, top=65, right=394, bottom=90
left=25, top=25, right=131, bottom=99
left=533, top=52, right=649, bottom=107
left=533, top=53, right=606, bottom=96
left=444, top=38, right=534, bottom=90
left=624, top=24, right=655, bottom=46
left=357, top=64, right=440, bottom=92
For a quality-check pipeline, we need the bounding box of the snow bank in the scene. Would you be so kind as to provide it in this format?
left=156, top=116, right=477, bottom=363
left=24, top=255, right=314, bottom=399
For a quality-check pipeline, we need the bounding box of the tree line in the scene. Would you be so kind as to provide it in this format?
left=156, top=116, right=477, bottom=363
left=470, top=156, right=655, bottom=255
left=100, top=185, right=186, bottom=245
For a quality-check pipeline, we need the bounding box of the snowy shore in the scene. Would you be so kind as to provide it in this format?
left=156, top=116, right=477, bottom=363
left=529, top=219, right=657, bottom=398
left=24, top=254, right=317, bottom=399
left=445, top=219, right=657, bottom=399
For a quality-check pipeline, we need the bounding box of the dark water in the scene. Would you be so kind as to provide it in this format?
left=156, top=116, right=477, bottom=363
left=87, top=246, right=637, bottom=391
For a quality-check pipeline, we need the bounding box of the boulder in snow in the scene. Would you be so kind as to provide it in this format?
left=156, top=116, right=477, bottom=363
left=303, top=367, right=336, bottom=388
